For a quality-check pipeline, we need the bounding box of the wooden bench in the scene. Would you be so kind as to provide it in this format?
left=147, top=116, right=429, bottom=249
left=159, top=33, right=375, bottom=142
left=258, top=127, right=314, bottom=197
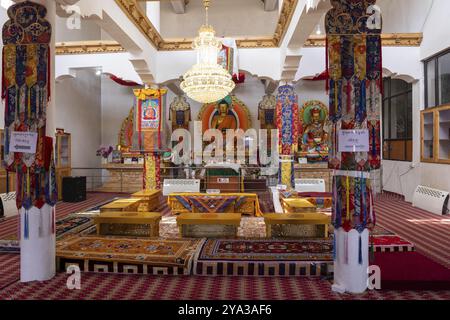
left=176, top=213, right=242, bottom=238
left=264, top=212, right=331, bottom=238
left=94, top=212, right=161, bottom=237
left=99, top=198, right=143, bottom=213
left=131, top=189, right=162, bottom=212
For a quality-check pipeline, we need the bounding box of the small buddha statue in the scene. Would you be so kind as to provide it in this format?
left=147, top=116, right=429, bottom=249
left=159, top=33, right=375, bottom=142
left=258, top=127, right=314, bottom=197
left=211, top=99, right=237, bottom=134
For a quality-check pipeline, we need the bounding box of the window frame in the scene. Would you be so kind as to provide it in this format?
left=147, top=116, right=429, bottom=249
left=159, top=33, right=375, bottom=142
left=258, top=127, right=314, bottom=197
left=382, top=77, right=413, bottom=162
left=424, top=48, right=450, bottom=109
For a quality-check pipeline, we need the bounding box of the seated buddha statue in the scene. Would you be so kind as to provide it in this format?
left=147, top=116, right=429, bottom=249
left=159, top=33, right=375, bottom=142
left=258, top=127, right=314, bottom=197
left=211, top=99, right=237, bottom=135
left=301, top=107, right=329, bottom=161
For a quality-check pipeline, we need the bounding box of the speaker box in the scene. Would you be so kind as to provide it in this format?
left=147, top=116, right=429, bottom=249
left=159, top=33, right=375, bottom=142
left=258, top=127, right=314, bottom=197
left=62, top=176, right=86, bottom=203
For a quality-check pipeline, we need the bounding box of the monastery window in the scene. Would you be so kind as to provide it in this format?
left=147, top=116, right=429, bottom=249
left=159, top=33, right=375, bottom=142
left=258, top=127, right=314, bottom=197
left=382, top=78, right=413, bottom=161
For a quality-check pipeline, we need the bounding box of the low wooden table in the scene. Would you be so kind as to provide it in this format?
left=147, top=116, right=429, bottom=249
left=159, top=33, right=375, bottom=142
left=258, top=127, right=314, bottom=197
left=94, top=211, right=161, bottom=237
left=168, top=193, right=261, bottom=216
left=131, top=189, right=161, bottom=212
left=264, top=212, right=331, bottom=238
left=177, top=213, right=242, bottom=238
left=281, top=198, right=317, bottom=213
left=100, top=198, right=143, bottom=213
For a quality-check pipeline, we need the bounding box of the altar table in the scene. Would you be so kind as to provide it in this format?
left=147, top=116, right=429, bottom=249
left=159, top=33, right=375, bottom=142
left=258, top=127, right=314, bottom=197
left=94, top=212, right=161, bottom=237
left=264, top=212, right=331, bottom=238
left=131, top=190, right=162, bottom=212
left=167, top=193, right=261, bottom=216
left=100, top=198, right=143, bottom=213
left=177, top=213, right=242, bottom=238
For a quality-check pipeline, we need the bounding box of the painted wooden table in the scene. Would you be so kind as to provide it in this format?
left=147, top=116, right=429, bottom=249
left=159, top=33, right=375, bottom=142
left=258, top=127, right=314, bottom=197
left=281, top=198, right=317, bottom=213
left=167, top=192, right=261, bottom=216
left=94, top=211, right=161, bottom=237
left=264, top=212, right=331, bottom=238
left=99, top=198, right=143, bottom=213
left=177, top=213, right=242, bottom=238
left=131, top=189, right=162, bottom=212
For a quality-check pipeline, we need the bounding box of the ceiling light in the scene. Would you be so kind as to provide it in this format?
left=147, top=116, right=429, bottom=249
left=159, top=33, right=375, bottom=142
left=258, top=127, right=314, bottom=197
left=180, top=0, right=235, bottom=103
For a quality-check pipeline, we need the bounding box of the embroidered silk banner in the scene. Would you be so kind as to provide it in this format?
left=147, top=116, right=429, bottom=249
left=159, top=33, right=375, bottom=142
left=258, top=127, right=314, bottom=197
left=2, top=1, right=55, bottom=212
left=325, top=0, right=381, bottom=242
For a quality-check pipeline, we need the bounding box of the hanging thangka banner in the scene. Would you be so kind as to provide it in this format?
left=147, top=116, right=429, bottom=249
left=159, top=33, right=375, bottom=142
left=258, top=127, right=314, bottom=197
left=326, top=0, right=380, bottom=253
left=326, top=0, right=382, bottom=172
left=134, top=88, right=167, bottom=151
left=2, top=1, right=57, bottom=214
left=276, top=85, right=299, bottom=190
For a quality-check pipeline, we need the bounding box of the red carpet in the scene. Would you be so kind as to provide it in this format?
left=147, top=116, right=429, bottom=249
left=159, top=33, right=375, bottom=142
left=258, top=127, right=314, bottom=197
left=374, top=252, right=450, bottom=291
left=374, top=193, right=450, bottom=268
left=1, top=191, right=449, bottom=299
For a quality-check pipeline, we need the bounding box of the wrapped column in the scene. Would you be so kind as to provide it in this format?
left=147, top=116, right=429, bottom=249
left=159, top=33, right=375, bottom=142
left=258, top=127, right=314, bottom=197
left=325, top=0, right=382, bottom=293
left=2, top=1, right=57, bottom=282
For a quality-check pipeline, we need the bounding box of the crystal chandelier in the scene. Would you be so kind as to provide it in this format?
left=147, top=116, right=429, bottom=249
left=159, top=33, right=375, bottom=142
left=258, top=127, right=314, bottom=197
left=180, top=0, right=235, bottom=103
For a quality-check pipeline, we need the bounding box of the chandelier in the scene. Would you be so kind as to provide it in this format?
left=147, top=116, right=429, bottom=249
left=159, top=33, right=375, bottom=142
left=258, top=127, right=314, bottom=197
left=180, top=0, right=235, bottom=103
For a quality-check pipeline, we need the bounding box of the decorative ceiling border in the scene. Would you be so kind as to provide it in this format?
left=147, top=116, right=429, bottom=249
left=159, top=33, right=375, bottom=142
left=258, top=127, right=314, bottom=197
left=305, top=33, right=423, bottom=47
left=55, top=41, right=126, bottom=55
left=114, top=0, right=297, bottom=50
left=55, top=33, right=423, bottom=55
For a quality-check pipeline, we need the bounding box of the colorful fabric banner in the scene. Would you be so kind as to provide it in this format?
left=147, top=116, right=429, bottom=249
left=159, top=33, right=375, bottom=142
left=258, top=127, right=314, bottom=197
left=1, top=1, right=55, bottom=212
left=325, top=0, right=381, bottom=238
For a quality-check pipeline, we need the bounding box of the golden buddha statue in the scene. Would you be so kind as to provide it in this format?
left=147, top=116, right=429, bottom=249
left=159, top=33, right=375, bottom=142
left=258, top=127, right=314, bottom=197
left=300, top=103, right=329, bottom=162
left=211, top=99, right=237, bottom=134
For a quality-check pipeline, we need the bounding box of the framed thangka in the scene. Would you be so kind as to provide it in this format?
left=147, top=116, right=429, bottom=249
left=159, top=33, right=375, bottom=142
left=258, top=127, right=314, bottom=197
left=134, top=88, right=167, bottom=151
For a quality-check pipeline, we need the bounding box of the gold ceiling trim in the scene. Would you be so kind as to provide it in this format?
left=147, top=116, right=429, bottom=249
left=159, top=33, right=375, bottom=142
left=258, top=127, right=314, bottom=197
left=55, top=32, right=424, bottom=56
left=55, top=41, right=126, bottom=55
left=305, top=33, right=423, bottom=47
left=114, top=0, right=297, bottom=50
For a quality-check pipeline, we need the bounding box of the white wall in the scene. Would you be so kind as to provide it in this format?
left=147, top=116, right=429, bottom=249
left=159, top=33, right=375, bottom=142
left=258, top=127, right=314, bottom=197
left=420, top=0, right=450, bottom=60
left=55, top=69, right=102, bottom=169
left=101, top=77, right=136, bottom=148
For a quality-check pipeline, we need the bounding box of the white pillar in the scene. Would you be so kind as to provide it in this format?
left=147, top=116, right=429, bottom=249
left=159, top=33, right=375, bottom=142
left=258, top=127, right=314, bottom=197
left=20, top=205, right=56, bottom=282
left=20, top=0, right=57, bottom=283
left=332, top=228, right=369, bottom=294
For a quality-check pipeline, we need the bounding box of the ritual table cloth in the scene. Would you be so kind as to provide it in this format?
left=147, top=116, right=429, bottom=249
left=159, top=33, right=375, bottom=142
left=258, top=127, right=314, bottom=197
left=168, top=193, right=262, bottom=216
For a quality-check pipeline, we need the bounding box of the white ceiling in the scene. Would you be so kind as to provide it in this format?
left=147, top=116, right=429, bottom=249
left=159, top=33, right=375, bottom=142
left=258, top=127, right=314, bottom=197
left=157, top=0, right=280, bottom=39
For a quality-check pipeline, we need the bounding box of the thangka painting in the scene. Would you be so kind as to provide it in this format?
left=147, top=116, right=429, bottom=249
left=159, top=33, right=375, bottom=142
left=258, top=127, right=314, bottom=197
left=134, top=88, right=167, bottom=151
left=2, top=1, right=57, bottom=212
left=298, top=100, right=330, bottom=162
left=198, top=95, right=251, bottom=134
left=218, top=45, right=233, bottom=75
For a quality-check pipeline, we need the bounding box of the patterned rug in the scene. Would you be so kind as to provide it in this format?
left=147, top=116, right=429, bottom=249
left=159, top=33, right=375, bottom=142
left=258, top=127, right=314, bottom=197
left=56, top=236, right=202, bottom=275
left=192, top=238, right=333, bottom=277
left=0, top=198, right=120, bottom=254
left=0, top=214, right=96, bottom=253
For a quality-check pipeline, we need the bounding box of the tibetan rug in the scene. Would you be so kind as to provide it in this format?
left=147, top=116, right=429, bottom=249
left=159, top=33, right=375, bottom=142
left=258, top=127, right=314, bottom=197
left=56, top=236, right=202, bottom=275
left=192, top=238, right=333, bottom=277
left=370, top=224, right=415, bottom=252
left=0, top=214, right=95, bottom=253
